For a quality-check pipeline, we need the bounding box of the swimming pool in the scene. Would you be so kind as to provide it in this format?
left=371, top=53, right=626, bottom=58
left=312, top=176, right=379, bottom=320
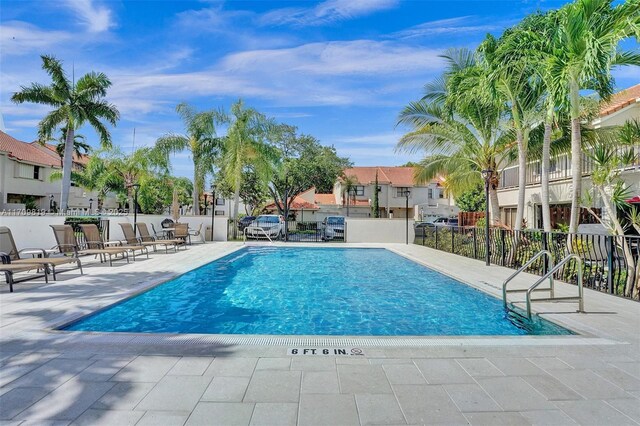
left=64, top=247, right=572, bottom=336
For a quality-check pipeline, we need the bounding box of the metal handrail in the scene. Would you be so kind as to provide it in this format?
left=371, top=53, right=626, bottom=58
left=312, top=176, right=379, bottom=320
left=526, top=253, right=584, bottom=318
left=502, top=250, right=554, bottom=308
left=243, top=226, right=273, bottom=243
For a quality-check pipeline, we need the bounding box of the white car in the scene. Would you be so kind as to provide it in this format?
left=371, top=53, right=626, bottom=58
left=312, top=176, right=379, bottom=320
left=322, top=216, right=345, bottom=240
left=244, top=215, right=285, bottom=239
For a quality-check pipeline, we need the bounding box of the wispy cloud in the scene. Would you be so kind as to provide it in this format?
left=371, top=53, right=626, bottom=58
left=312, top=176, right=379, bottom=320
left=260, top=0, right=399, bottom=27
left=0, top=21, right=73, bottom=55
left=391, top=16, right=501, bottom=39
left=62, top=0, right=113, bottom=33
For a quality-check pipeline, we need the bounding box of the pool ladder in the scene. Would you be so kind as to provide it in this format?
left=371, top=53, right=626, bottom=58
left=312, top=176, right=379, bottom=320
left=502, top=251, right=584, bottom=318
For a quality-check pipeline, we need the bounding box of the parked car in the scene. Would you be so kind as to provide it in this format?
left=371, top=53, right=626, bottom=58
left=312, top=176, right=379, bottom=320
left=237, top=216, right=256, bottom=231
left=322, top=216, right=345, bottom=240
left=244, top=215, right=284, bottom=239
left=431, top=217, right=458, bottom=227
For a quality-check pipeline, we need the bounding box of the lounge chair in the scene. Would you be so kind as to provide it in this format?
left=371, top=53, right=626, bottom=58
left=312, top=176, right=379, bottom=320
left=79, top=224, right=148, bottom=261
left=189, top=223, right=204, bottom=243
left=119, top=223, right=177, bottom=253
left=174, top=223, right=190, bottom=245
left=136, top=223, right=186, bottom=250
left=0, top=226, right=83, bottom=280
left=51, top=224, right=129, bottom=266
left=0, top=256, right=49, bottom=292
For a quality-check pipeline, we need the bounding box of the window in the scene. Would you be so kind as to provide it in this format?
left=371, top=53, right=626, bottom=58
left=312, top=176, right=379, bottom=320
left=428, top=189, right=433, bottom=199
left=396, top=187, right=409, bottom=197
left=439, top=191, right=444, bottom=199
left=215, top=198, right=225, bottom=206
left=215, top=210, right=225, bottom=215
left=353, top=186, right=364, bottom=196
left=33, top=166, right=40, bottom=180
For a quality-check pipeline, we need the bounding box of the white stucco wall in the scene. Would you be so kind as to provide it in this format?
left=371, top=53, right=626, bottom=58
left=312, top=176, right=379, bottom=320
left=345, top=218, right=414, bottom=243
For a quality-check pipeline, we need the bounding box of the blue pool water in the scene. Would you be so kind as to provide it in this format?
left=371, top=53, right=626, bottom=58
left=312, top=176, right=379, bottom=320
left=65, top=247, right=572, bottom=336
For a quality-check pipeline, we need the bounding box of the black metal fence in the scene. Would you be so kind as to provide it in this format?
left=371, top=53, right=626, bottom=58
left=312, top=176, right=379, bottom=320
left=414, top=226, right=640, bottom=300
left=227, top=219, right=346, bottom=243
left=64, top=217, right=110, bottom=248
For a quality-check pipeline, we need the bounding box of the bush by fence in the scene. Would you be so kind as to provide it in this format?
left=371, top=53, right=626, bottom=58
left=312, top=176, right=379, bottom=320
left=414, top=226, right=640, bottom=300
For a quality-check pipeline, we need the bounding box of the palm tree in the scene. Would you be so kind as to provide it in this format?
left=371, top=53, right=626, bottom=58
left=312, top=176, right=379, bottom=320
left=396, top=49, right=512, bottom=224
left=340, top=175, right=358, bottom=217
left=218, top=99, right=274, bottom=224
left=550, top=0, right=639, bottom=233
left=49, top=127, right=91, bottom=159
left=480, top=33, right=544, bottom=231
left=155, top=103, right=222, bottom=215
left=11, top=55, right=119, bottom=211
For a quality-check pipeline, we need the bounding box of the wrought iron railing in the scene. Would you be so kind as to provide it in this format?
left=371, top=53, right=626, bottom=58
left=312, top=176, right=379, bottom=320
left=228, top=219, right=346, bottom=243
left=414, top=226, right=640, bottom=300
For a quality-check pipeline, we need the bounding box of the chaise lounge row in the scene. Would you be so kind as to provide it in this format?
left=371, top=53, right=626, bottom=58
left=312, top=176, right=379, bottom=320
left=1, top=222, right=193, bottom=292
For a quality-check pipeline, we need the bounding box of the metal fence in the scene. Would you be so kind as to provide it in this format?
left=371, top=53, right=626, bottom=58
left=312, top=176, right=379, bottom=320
left=64, top=218, right=110, bottom=248
left=414, top=226, right=640, bottom=300
left=227, top=219, right=346, bottom=243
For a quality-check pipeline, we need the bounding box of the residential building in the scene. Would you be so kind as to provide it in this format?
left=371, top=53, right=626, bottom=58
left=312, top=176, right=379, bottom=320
left=496, top=84, right=640, bottom=229
left=0, top=130, right=118, bottom=211
left=335, top=166, right=457, bottom=220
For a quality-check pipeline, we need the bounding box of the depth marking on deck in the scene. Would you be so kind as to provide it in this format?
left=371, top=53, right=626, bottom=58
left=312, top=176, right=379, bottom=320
left=287, top=347, right=365, bottom=356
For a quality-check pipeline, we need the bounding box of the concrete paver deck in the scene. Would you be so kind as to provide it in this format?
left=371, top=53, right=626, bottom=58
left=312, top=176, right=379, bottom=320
left=1, top=242, right=639, bottom=425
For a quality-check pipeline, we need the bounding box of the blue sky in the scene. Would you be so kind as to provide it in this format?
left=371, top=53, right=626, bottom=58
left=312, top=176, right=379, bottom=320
left=1, top=0, right=638, bottom=179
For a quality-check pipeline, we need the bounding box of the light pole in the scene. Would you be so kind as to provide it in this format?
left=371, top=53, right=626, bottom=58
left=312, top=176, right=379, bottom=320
left=89, top=198, right=93, bottom=214
left=420, top=207, right=424, bottom=222
left=130, top=183, right=140, bottom=234
left=481, top=169, right=492, bottom=266
left=49, top=195, right=55, bottom=213
left=404, top=189, right=411, bottom=244
left=210, top=185, right=216, bottom=242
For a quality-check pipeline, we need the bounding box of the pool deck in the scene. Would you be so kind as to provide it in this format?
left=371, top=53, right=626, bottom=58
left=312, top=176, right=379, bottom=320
left=1, top=242, right=639, bottom=425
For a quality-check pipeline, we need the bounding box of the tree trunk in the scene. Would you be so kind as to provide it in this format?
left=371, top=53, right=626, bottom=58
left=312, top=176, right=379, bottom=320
left=192, top=168, right=200, bottom=216
left=514, top=129, right=526, bottom=231
left=568, top=83, right=582, bottom=234
left=541, top=118, right=553, bottom=232
left=60, top=124, right=75, bottom=211
left=233, top=184, right=241, bottom=224
left=489, top=184, right=500, bottom=226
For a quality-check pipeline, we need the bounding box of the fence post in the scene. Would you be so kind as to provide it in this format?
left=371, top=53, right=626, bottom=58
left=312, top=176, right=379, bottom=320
left=542, top=231, right=549, bottom=275
left=473, top=227, right=477, bottom=259
left=422, top=226, right=425, bottom=246
left=435, top=226, right=439, bottom=249
left=607, top=235, right=614, bottom=294
left=451, top=226, right=455, bottom=254
left=500, top=229, right=506, bottom=266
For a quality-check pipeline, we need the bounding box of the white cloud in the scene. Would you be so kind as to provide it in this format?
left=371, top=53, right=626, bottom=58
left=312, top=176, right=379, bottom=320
left=0, top=21, right=73, bottom=55
left=391, top=16, right=501, bottom=39
left=221, top=40, right=444, bottom=76
left=260, top=0, right=399, bottom=27
left=62, top=0, right=113, bottom=33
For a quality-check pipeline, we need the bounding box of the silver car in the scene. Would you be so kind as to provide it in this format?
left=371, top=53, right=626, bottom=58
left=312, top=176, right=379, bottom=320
left=322, top=216, right=345, bottom=240
left=244, top=215, right=284, bottom=239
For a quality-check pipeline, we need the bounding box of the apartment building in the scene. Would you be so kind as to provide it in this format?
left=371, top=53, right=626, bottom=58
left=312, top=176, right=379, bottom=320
left=497, top=84, right=640, bottom=229
left=0, top=130, right=118, bottom=211
left=334, top=166, right=457, bottom=220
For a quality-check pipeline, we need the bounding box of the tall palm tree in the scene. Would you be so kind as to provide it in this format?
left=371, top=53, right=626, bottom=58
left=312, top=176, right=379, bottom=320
left=396, top=49, right=512, bottom=224
left=480, top=33, right=544, bottom=231
left=550, top=0, right=639, bottom=233
left=218, top=99, right=274, bottom=223
left=11, top=55, right=119, bottom=211
left=48, top=126, right=91, bottom=160
left=155, top=103, right=222, bottom=215
left=340, top=175, right=358, bottom=217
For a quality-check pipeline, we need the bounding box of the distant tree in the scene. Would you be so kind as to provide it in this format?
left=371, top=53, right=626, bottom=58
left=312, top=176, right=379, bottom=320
left=455, top=185, right=486, bottom=212
left=11, top=55, right=119, bottom=210
left=340, top=174, right=359, bottom=217
left=214, top=166, right=269, bottom=215
left=371, top=171, right=380, bottom=218
left=49, top=127, right=91, bottom=159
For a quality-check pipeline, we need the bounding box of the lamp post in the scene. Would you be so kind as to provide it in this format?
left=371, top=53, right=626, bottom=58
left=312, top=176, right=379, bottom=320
left=130, top=183, right=140, bottom=234
left=210, top=185, right=216, bottom=242
left=481, top=169, right=492, bottom=266
left=420, top=207, right=424, bottom=222
left=49, top=195, right=55, bottom=213
left=404, top=189, right=411, bottom=244
left=89, top=198, right=93, bottom=214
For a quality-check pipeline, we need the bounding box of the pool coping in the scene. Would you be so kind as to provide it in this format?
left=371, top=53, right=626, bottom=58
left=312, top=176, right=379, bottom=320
left=37, top=242, right=628, bottom=348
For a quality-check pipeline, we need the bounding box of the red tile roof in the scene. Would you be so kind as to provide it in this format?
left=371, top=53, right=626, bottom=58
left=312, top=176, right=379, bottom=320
left=315, top=194, right=337, bottom=205
left=342, top=166, right=420, bottom=186
left=0, top=131, right=61, bottom=167
left=264, top=196, right=319, bottom=211
left=600, top=84, right=640, bottom=117
left=41, top=143, right=90, bottom=165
